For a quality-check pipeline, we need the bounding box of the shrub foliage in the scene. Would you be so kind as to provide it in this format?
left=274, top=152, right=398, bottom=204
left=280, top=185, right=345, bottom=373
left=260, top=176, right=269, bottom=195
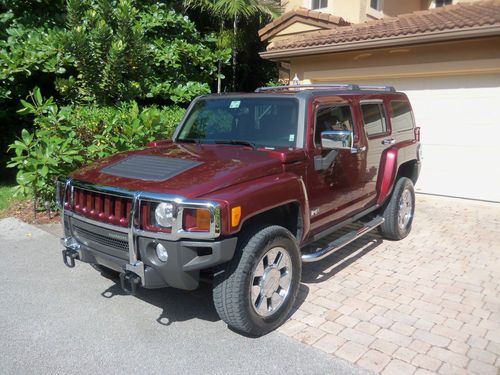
left=8, top=88, right=185, bottom=208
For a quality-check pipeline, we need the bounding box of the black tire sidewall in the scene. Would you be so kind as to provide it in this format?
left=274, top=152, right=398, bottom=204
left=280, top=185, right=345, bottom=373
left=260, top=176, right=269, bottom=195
left=241, top=230, right=301, bottom=332
left=391, top=177, right=415, bottom=239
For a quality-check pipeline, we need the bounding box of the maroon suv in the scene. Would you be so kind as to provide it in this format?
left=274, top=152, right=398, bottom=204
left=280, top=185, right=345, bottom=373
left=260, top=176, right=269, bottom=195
left=58, top=84, right=421, bottom=335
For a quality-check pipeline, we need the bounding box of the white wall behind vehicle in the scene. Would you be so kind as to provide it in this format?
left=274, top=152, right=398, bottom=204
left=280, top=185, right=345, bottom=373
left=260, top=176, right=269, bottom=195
left=355, top=74, right=500, bottom=202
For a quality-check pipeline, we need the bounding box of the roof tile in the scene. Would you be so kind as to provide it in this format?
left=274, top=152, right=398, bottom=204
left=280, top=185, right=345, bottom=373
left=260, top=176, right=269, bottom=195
left=266, top=1, right=500, bottom=51
left=258, top=7, right=350, bottom=39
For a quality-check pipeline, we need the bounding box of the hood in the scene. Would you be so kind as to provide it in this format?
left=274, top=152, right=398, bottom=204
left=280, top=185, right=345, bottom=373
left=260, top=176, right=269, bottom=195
left=70, top=143, right=285, bottom=199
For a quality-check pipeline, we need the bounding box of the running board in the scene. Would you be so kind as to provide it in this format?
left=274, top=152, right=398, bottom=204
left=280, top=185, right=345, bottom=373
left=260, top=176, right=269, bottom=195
left=301, top=216, right=384, bottom=263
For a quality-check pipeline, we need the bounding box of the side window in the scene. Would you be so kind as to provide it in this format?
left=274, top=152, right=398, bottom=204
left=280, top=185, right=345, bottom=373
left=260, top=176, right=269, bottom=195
left=361, top=103, right=387, bottom=137
left=314, top=105, right=354, bottom=146
left=390, top=101, right=414, bottom=132
left=311, top=0, right=328, bottom=10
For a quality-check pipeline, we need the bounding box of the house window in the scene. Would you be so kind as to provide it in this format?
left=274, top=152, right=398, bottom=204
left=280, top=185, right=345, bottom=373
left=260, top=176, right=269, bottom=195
left=370, top=0, right=382, bottom=11
left=311, top=0, right=328, bottom=10
left=361, top=103, right=387, bottom=137
left=435, top=0, right=452, bottom=7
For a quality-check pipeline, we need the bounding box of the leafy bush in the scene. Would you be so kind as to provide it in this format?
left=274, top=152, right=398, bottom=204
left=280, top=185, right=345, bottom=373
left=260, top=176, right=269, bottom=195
left=60, top=0, right=230, bottom=104
left=8, top=88, right=185, bottom=208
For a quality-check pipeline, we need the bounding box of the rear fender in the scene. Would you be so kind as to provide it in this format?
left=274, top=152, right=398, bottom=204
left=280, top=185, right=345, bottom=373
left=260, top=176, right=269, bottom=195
left=376, top=140, right=419, bottom=205
left=376, top=148, right=399, bottom=206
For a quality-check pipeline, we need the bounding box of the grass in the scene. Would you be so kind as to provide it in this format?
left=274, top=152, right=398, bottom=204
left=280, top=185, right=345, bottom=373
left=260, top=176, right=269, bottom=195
left=0, top=184, right=58, bottom=223
left=0, top=184, right=22, bottom=211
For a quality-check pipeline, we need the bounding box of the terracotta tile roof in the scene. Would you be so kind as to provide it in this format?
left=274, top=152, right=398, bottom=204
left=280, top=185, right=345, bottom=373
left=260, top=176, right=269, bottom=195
left=266, top=1, right=500, bottom=52
left=259, top=7, right=350, bottom=41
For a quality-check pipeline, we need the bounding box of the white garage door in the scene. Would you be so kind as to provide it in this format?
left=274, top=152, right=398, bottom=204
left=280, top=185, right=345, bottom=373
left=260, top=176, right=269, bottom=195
left=355, top=74, right=500, bottom=202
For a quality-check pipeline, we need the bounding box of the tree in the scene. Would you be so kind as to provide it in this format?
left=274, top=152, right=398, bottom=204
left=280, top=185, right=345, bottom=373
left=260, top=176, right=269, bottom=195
left=63, top=0, right=230, bottom=105
left=0, top=0, right=231, bottom=182
left=184, top=0, right=280, bottom=91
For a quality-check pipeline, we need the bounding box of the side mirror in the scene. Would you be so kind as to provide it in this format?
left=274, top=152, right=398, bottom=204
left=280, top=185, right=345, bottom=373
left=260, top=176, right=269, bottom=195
left=321, top=130, right=353, bottom=150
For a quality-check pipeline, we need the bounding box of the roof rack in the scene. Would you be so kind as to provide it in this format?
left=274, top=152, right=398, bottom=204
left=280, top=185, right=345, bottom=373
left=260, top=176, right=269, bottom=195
left=255, top=84, right=396, bottom=93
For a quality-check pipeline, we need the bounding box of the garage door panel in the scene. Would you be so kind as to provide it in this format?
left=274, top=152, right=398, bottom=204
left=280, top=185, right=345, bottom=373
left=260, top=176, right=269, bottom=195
left=351, top=75, right=500, bottom=201
left=408, top=88, right=500, bottom=147
left=417, top=144, right=500, bottom=202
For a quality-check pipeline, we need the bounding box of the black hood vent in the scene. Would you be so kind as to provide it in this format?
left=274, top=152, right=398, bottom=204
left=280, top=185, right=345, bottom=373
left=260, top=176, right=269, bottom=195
left=101, top=155, right=202, bottom=181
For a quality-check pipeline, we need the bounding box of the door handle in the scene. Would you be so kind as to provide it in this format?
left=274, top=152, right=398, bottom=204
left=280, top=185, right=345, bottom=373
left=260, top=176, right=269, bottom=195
left=382, top=138, right=396, bottom=145
left=350, top=146, right=367, bottom=154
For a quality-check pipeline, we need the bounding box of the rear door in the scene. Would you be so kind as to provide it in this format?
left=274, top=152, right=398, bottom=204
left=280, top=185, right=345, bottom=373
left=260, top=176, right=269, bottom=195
left=358, top=99, right=394, bottom=203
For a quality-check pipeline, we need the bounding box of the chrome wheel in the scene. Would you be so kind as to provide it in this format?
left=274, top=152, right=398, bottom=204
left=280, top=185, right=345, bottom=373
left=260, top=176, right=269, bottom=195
left=398, top=188, right=413, bottom=230
left=250, top=247, right=292, bottom=317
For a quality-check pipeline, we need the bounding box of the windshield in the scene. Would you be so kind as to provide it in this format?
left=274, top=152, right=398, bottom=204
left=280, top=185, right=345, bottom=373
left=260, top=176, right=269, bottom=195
left=177, top=98, right=299, bottom=149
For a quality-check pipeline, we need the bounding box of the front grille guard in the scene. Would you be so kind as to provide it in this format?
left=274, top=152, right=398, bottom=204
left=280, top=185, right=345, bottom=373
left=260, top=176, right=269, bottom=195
left=59, top=177, right=222, bottom=285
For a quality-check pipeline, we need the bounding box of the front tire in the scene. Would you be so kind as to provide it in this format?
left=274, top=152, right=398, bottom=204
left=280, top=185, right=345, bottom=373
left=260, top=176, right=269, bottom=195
left=378, top=177, right=415, bottom=240
left=213, top=225, right=301, bottom=336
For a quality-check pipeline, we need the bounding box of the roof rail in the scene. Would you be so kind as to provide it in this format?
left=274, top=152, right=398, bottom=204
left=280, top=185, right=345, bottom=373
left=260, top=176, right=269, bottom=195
left=255, top=84, right=357, bottom=92
left=358, top=85, right=396, bottom=92
left=255, top=84, right=396, bottom=93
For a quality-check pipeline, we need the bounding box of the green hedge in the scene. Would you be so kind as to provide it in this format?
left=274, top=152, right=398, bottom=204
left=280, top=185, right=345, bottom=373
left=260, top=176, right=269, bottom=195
left=8, top=88, right=185, bottom=208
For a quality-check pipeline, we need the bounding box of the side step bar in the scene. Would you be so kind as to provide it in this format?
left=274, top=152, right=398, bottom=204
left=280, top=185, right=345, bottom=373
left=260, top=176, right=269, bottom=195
left=301, top=216, right=384, bottom=263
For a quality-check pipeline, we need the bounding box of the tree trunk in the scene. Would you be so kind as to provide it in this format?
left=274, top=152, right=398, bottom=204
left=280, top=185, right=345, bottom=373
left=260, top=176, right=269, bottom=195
left=217, top=19, right=224, bottom=93
left=217, top=59, right=222, bottom=93
left=232, top=15, right=238, bottom=91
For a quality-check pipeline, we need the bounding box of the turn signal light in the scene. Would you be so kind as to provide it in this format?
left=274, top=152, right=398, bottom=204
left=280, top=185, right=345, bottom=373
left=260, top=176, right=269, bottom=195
left=183, top=208, right=211, bottom=232
left=231, top=206, right=241, bottom=227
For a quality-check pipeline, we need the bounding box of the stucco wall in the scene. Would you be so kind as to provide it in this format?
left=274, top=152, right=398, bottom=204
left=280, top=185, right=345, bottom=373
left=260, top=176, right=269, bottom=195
left=383, top=0, right=424, bottom=16
left=281, top=0, right=422, bottom=22
left=285, top=38, right=500, bottom=83
left=281, top=0, right=485, bottom=22
left=282, top=0, right=365, bottom=23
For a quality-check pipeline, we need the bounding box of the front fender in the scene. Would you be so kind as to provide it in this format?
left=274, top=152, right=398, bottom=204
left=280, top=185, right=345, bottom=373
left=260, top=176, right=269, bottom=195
left=203, top=173, right=310, bottom=241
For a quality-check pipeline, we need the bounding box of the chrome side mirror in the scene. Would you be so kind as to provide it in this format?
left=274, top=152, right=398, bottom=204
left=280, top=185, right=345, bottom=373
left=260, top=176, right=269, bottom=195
left=321, top=130, right=353, bottom=150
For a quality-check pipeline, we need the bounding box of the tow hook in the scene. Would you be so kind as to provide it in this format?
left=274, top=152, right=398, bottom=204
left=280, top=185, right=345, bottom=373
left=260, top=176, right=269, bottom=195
left=120, top=271, right=141, bottom=295
left=62, top=249, right=79, bottom=268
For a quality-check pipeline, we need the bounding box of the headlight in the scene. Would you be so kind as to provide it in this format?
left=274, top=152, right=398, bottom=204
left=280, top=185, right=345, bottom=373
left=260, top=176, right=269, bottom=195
left=154, top=202, right=175, bottom=228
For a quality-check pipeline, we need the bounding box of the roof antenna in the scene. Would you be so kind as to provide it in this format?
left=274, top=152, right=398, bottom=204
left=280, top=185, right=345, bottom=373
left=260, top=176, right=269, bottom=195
left=291, top=74, right=300, bottom=86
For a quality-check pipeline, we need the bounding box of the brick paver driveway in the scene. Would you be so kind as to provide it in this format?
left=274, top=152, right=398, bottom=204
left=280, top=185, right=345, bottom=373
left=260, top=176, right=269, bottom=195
left=280, top=194, right=500, bottom=375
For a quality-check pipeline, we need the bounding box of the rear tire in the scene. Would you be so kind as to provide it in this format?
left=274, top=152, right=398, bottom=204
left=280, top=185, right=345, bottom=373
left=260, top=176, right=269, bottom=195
left=213, top=225, right=301, bottom=336
left=378, top=177, right=415, bottom=240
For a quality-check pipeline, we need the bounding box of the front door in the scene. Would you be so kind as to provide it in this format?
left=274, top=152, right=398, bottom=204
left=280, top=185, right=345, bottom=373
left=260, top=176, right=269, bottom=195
left=306, top=99, right=369, bottom=234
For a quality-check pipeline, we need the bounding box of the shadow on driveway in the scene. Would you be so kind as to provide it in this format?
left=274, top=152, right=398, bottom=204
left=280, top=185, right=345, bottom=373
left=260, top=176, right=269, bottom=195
left=99, top=274, right=220, bottom=326
left=301, top=231, right=383, bottom=284
left=96, top=227, right=383, bottom=328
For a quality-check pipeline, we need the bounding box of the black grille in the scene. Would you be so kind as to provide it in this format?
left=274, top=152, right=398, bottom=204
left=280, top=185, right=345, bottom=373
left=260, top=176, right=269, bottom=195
left=101, top=155, right=201, bottom=181
left=73, top=223, right=129, bottom=252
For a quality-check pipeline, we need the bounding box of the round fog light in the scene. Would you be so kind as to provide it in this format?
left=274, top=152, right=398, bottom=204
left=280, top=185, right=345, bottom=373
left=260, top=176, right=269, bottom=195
left=155, top=243, right=168, bottom=262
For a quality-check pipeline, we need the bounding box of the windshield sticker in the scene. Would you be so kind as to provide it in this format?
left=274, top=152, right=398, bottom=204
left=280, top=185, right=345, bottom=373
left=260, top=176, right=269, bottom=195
left=289, top=134, right=295, bottom=142
left=229, top=101, right=241, bottom=109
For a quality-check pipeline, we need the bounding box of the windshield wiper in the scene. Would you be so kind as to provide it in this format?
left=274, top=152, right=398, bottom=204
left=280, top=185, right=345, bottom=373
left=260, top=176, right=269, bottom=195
left=214, top=139, right=256, bottom=149
left=177, top=138, right=201, bottom=144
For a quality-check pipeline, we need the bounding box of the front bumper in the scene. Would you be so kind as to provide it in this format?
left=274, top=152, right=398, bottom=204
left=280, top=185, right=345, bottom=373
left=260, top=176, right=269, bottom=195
left=59, top=178, right=234, bottom=292
left=62, top=213, right=237, bottom=291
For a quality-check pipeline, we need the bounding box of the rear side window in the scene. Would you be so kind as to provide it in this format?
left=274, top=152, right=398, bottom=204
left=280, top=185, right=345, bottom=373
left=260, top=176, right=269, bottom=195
left=361, top=103, right=387, bottom=137
left=390, top=101, right=414, bottom=132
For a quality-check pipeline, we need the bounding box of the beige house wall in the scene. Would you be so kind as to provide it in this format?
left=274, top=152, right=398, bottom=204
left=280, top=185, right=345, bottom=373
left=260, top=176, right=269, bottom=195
left=284, top=37, right=500, bottom=83
left=281, top=0, right=423, bottom=22
left=428, top=0, right=480, bottom=8
left=281, top=0, right=485, bottom=22
left=383, top=0, right=425, bottom=17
